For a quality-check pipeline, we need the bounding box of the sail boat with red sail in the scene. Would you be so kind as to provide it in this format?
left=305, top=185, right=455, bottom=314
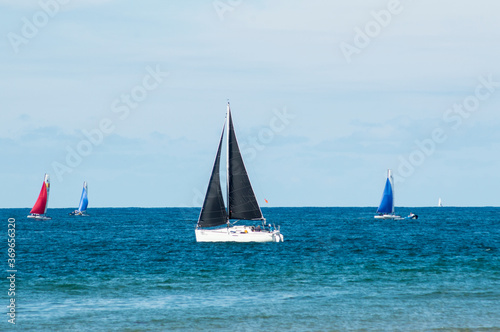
left=27, top=174, right=52, bottom=220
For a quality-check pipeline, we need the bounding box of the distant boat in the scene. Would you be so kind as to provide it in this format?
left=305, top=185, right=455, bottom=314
left=27, top=174, right=52, bottom=220
left=374, top=169, right=417, bottom=220
left=69, top=181, right=89, bottom=216
left=438, top=197, right=443, bottom=207
left=195, top=102, right=284, bottom=242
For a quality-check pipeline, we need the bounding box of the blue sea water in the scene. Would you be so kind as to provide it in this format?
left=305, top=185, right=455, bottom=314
left=1, top=207, right=499, bottom=331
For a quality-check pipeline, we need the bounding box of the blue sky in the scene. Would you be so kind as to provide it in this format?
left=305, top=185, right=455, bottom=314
left=1, top=0, right=499, bottom=208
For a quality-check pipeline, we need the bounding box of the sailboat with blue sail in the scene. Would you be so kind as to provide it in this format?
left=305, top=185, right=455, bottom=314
left=69, top=181, right=89, bottom=216
left=374, top=169, right=417, bottom=220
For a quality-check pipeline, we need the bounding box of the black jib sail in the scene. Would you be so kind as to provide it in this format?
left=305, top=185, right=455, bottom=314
left=197, top=123, right=228, bottom=228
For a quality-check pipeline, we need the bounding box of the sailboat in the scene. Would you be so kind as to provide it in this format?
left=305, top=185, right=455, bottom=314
left=27, top=174, right=52, bottom=220
left=69, top=181, right=89, bottom=216
left=438, top=197, right=443, bottom=207
left=374, top=169, right=417, bottom=220
left=374, top=170, right=401, bottom=219
left=195, top=102, right=284, bottom=242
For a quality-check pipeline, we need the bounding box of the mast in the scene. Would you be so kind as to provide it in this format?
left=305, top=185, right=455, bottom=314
left=226, top=101, right=230, bottom=223
left=388, top=169, right=394, bottom=214
left=44, top=174, right=50, bottom=215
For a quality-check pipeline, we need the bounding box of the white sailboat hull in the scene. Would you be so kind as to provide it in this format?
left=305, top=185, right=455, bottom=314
left=69, top=210, right=89, bottom=216
left=374, top=214, right=403, bottom=220
left=375, top=213, right=418, bottom=220
left=195, top=226, right=283, bottom=243
left=27, top=214, right=52, bottom=221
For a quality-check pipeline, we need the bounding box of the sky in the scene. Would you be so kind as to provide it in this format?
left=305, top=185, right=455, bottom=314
left=1, top=0, right=499, bottom=208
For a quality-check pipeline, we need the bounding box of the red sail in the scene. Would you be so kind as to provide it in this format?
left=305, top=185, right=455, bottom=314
left=30, top=182, right=48, bottom=214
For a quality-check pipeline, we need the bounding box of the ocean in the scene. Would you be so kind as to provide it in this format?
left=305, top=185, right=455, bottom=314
left=1, top=207, right=499, bottom=331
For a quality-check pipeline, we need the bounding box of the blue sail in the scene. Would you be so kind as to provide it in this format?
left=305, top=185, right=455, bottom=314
left=77, top=182, right=88, bottom=212
left=376, top=176, right=394, bottom=214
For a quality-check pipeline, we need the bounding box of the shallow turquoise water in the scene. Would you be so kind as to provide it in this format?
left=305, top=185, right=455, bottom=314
left=1, top=207, right=499, bottom=331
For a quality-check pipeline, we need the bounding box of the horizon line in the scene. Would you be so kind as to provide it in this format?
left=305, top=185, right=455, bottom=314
left=2, top=206, right=499, bottom=209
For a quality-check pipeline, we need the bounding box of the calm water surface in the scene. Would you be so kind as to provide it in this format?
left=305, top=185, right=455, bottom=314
left=0, top=207, right=499, bottom=331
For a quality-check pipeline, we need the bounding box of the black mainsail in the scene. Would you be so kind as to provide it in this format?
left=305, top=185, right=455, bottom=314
left=197, top=103, right=264, bottom=229
left=197, top=124, right=228, bottom=228
left=227, top=109, right=264, bottom=221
